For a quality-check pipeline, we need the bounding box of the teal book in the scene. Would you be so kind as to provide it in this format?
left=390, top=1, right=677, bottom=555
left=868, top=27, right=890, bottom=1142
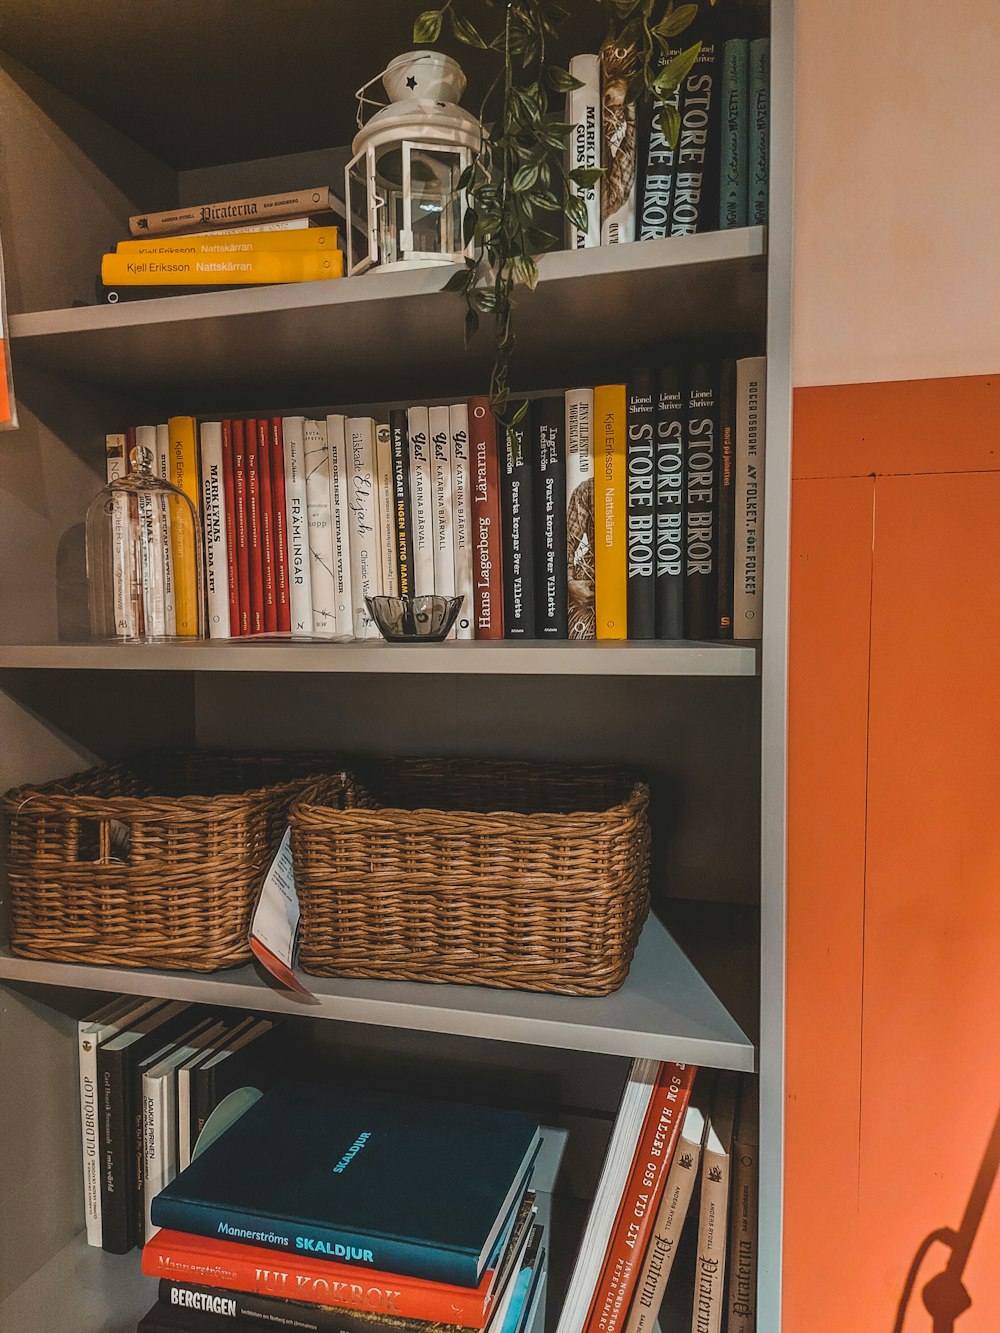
left=150, top=1081, right=541, bottom=1288
left=719, top=40, right=749, bottom=229
left=749, top=38, right=770, bottom=225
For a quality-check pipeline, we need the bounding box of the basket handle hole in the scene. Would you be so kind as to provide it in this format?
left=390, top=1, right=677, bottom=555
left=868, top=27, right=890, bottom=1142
left=77, top=818, right=132, bottom=862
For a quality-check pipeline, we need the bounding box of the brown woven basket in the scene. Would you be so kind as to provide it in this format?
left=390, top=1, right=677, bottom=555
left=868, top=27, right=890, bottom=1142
left=2, top=751, right=340, bottom=972
left=289, top=758, right=651, bottom=996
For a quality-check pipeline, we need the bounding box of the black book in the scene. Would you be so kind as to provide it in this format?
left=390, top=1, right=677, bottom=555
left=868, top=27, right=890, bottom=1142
left=533, top=396, right=568, bottom=638
left=501, top=403, right=537, bottom=637
left=626, top=369, right=657, bottom=640
left=638, top=61, right=682, bottom=239
left=670, top=31, right=721, bottom=236
left=655, top=364, right=686, bottom=639
left=683, top=361, right=720, bottom=640
left=388, top=409, right=414, bottom=597
left=716, top=359, right=737, bottom=639
left=189, top=1019, right=284, bottom=1160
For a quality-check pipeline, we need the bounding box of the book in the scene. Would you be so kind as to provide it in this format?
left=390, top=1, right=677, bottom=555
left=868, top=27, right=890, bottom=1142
left=231, top=419, right=252, bottom=635
left=374, top=424, right=400, bottom=598
left=468, top=398, right=504, bottom=640
left=117, top=226, right=340, bottom=255
left=269, top=418, right=292, bottom=633
left=101, top=250, right=344, bottom=286
left=304, top=418, right=338, bottom=636
left=565, top=388, right=596, bottom=640
left=533, top=397, right=567, bottom=639
left=733, top=357, right=766, bottom=639
left=327, top=415, right=356, bottom=638
left=621, top=1088, right=708, bottom=1333
left=154, top=421, right=179, bottom=637
left=638, top=70, right=681, bottom=240
left=430, top=405, right=457, bottom=622
left=388, top=409, right=414, bottom=598
left=345, top=416, right=382, bottom=639
left=151, top=1287, right=473, bottom=1333
left=407, top=406, right=435, bottom=596
left=450, top=403, right=475, bottom=639
left=129, top=188, right=342, bottom=237
left=670, top=38, right=720, bottom=235
left=654, top=365, right=685, bottom=639
left=593, top=385, right=628, bottom=640
left=135, top=424, right=171, bottom=637
left=625, top=370, right=656, bottom=640
left=151, top=1081, right=541, bottom=1286
left=220, top=422, right=241, bottom=636
left=178, top=1019, right=256, bottom=1172
left=725, top=1078, right=758, bottom=1333
left=200, top=423, right=231, bottom=638
left=183, top=217, right=333, bottom=236
left=716, top=360, right=737, bottom=639
left=748, top=40, right=769, bottom=225
left=566, top=55, right=601, bottom=248
left=683, top=363, right=719, bottom=641
left=167, top=415, right=201, bottom=635
left=600, top=38, right=638, bottom=244
left=583, top=1063, right=696, bottom=1333
left=283, top=417, right=314, bottom=634
left=691, top=1073, right=738, bottom=1333
left=257, top=418, right=278, bottom=633
left=245, top=419, right=266, bottom=633
left=501, top=404, right=536, bottom=639
left=719, top=41, right=749, bottom=229
left=189, top=1019, right=283, bottom=1161
left=103, top=433, right=135, bottom=638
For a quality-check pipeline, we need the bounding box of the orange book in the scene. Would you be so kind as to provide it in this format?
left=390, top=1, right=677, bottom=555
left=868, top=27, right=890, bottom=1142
left=167, top=415, right=202, bottom=636
left=594, top=384, right=628, bottom=638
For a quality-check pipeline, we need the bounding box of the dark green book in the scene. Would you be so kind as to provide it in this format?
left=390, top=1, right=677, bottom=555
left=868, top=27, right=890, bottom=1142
left=719, top=40, right=749, bottom=229
left=749, top=39, right=770, bottom=224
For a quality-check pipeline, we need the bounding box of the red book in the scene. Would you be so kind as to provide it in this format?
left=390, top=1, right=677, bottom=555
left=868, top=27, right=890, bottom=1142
left=231, top=420, right=251, bottom=635
left=220, top=420, right=240, bottom=636
left=244, top=418, right=265, bottom=634
left=257, top=418, right=277, bottom=633
left=468, top=397, right=504, bottom=639
left=584, top=1062, right=697, bottom=1333
left=269, top=416, right=292, bottom=632
left=142, top=1230, right=499, bottom=1328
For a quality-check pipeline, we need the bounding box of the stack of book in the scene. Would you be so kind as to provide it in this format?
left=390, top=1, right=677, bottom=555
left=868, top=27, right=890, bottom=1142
left=98, top=187, right=344, bottom=303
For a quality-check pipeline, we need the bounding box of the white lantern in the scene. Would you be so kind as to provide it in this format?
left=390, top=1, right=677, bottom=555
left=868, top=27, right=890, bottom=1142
left=346, top=51, right=481, bottom=275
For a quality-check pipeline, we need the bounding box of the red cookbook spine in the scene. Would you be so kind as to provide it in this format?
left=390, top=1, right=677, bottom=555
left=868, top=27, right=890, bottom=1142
left=142, top=1231, right=495, bottom=1328
left=232, top=420, right=251, bottom=635
left=244, top=418, right=265, bottom=633
left=257, top=417, right=277, bottom=633
left=220, top=420, right=240, bottom=636
left=468, top=397, right=504, bottom=639
left=269, top=417, right=291, bottom=632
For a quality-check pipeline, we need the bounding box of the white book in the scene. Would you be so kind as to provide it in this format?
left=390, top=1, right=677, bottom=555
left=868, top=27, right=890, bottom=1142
left=565, top=388, right=596, bottom=640
left=430, top=405, right=456, bottom=626
left=407, top=406, right=435, bottom=595
left=556, top=1058, right=660, bottom=1333
left=734, top=358, right=766, bottom=639
left=104, top=433, right=136, bottom=638
left=304, top=418, right=338, bottom=636
left=281, top=416, right=313, bottom=634
left=600, top=46, right=638, bottom=244
left=154, top=422, right=178, bottom=633
left=567, top=55, right=602, bottom=248
left=374, top=423, right=399, bottom=598
left=199, top=422, right=230, bottom=638
left=450, top=403, right=474, bottom=639
left=185, top=217, right=318, bottom=237
left=326, top=414, right=355, bottom=637
left=135, top=424, right=169, bottom=637
left=176, top=1017, right=256, bottom=1171
left=691, top=1073, right=738, bottom=1333
left=345, top=416, right=382, bottom=639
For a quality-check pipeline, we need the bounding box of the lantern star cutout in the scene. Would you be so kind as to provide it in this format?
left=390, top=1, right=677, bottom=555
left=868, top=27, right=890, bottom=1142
left=406, top=75, right=417, bottom=89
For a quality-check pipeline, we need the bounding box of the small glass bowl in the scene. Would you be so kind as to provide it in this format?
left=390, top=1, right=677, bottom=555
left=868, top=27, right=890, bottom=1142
left=365, top=595, right=464, bottom=643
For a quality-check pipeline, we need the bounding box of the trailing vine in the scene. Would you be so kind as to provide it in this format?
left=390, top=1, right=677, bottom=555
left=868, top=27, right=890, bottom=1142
left=412, top=1, right=715, bottom=419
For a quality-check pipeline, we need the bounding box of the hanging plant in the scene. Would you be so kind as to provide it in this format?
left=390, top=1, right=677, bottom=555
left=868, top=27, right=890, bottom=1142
left=412, top=0, right=714, bottom=420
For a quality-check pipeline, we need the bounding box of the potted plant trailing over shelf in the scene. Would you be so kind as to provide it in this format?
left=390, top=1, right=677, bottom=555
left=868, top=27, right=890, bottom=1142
left=411, top=0, right=715, bottom=418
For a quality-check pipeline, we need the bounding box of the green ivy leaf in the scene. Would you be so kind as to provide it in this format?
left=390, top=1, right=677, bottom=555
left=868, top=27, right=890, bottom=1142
left=652, top=41, right=702, bottom=96
left=509, top=399, right=530, bottom=426
left=653, top=4, right=699, bottom=40
left=511, top=163, right=540, bottom=193
left=464, top=305, right=481, bottom=345
left=463, top=208, right=478, bottom=246
left=512, top=254, right=539, bottom=290
left=544, top=65, right=584, bottom=93
left=568, top=166, right=604, bottom=188
left=413, top=9, right=442, bottom=43
left=476, top=288, right=499, bottom=313
left=451, top=10, right=487, bottom=48
left=443, top=267, right=471, bottom=293
left=657, top=102, right=682, bottom=147
left=565, top=193, right=590, bottom=235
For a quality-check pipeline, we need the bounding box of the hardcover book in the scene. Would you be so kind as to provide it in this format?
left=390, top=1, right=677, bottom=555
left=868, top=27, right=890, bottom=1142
left=118, top=225, right=340, bottom=255
left=167, top=415, right=202, bottom=635
left=468, top=398, right=504, bottom=640
left=135, top=424, right=171, bottom=638
left=257, top=418, right=278, bottom=633
left=683, top=362, right=719, bottom=641
left=450, top=403, right=475, bottom=639
left=345, top=416, right=383, bottom=639
left=654, top=365, right=685, bottom=639
left=281, top=418, right=313, bottom=634
left=690, top=1073, right=738, bottom=1333
left=388, top=409, right=414, bottom=598
left=725, top=1078, right=758, bottom=1333
left=566, top=55, right=601, bottom=248
left=716, top=359, right=737, bottom=639
left=200, top=423, right=230, bottom=638
left=178, top=1019, right=256, bottom=1172
left=600, top=39, right=638, bottom=243
left=189, top=1020, right=283, bottom=1162
left=374, top=424, right=400, bottom=599
left=100, top=250, right=343, bottom=286
left=748, top=41, right=770, bottom=225
left=719, top=41, right=749, bottom=229
left=430, top=405, right=457, bottom=617
left=565, top=388, right=596, bottom=641
left=670, top=38, right=720, bottom=236
left=245, top=419, right=266, bottom=633
left=733, top=357, right=766, bottom=639
left=638, top=65, right=681, bottom=240
left=129, top=187, right=341, bottom=238
left=625, top=371, right=656, bottom=640
left=593, top=385, right=628, bottom=640
left=231, top=420, right=252, bottom=635
left=327, top=415, right=356, bottom=638
left=408, top=407, right=435, bottom=596
left=150, top=1081, right=541, bottom=1287
left=220, top=422, right=240, bottom=636
left=304, top=418, right=338, bottom=637
left=533, top=397, right=567, bottom=639
left=501, top=404, right=537, bottom=638
left=269, top=418, right=292, bottom=633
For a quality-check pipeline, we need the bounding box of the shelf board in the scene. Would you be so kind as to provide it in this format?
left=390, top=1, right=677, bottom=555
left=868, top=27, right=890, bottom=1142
left=0, top=914, right=754, bottom=1070
left=8, top=229, right=767, bottom=405
left=0, top=1233, right=154, bottom=1333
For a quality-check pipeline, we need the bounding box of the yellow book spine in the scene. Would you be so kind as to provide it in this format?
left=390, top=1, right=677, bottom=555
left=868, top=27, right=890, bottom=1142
left=594, top=384, right=628, bottom=640
left=116, top=227, right=339, bottom=255
left=100, top=250, right=344, bottom=285
left=168, top=416, right=201, bottom=636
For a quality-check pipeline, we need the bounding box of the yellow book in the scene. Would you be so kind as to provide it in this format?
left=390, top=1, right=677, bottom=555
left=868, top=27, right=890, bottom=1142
left=594, top=384, right=628, bottom=639
left=167, top=416, right=201, bottom=636
left=116, top=226, right=339, bottom=255
left=100, top=249, right=344, bottom=286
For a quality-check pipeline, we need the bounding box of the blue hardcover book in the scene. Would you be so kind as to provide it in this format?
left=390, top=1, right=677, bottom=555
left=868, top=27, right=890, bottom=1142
left=749, top=38, right=770, bottom=224
left=150, top=1081, right=541, bottom=1288
left=719, top=39, right=749, bottom=229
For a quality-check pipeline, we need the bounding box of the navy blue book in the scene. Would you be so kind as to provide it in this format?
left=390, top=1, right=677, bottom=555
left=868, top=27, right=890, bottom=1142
left=150, top=1081, right=541, bottom=1288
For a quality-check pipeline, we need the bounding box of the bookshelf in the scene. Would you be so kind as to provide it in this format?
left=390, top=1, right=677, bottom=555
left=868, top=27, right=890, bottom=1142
left=0, top=2, right=792, bottom=1331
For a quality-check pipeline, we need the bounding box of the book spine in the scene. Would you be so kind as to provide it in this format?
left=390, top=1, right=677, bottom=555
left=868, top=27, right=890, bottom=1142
left=389, top=409, right=414, bottom=598
left=143, top=1074, right=167, bottom=1244
left=104, top=434, right=136, bottom=638
left=327, top=415, right=355, bottom=637
left=184, top=217, right=323, bottom=236
left=153, top=424, right=178, bottom=637
left=719, top=41, right=749, bottom=229
left=135, top=424, right=167, bottom=637
left=734, top=358, right=766, bottom=639
left=468, top=397, right=504, bottom=639
left=534, top=397, right=568, bottom=638
left=407, top=407, right=435, bottom=596
left=257, top=419, right=278, bottom=633
left=79, top=1022, right=104, bottom=1247
left=600, top=41, right=638, bottom=243
left=501, top=405, right=537, bottom=638
left=346, top=416, right=382, bottom=639
left=626, top=371, right=656, bottom=640
left=98, top=1043, right=132, bottom=1253
left=655, top=366, right=685, bottom=639
left=281, top=418, right=313, bottom=634
left=269, top=419, right=291, bottom=633
left=594, top=385, right=628, bottom=639
left=220, top=422, right=240, bottom=635
left=374, top=424, right=399, bottom=598
left=190, top=1064, right=217, bottom=1155
left=157, top=1282, right=468, bottom=1333
left=200, top=422, right=231, bottom=639
left=430, top=405, right=456, bottom=616
left=102, top=250, right=343, bottom=286
left=683, top=363, right=719, bottom=640
left=450, top=403, right=475, bottom=639
left=166, top=415, right=201, bottom=635
left=231, top=420, right=252, bottom=635
left=305, top=418, right=338, bottom=637
left=129, top=186, right=337, bottom=237
left=748, top=40, right=769, bottom=225
left=565, top=389, right=596, bottom=640
left=244, top=420, right=265, bottom=633
left=118, top=226, right=339, bottom=255
left=670, top=41, right=720, bottom=235
left=692, top=1149, right=730, bottom=1333
left=177, top=1068, right=194, bottom=1173
left=716, top=360, right=737, bottom=639
left=639, top=74, right=681, bottom=240
left=726, top=1139, right=758, bottom=1332
left=567, top=55, right=601, bottom=248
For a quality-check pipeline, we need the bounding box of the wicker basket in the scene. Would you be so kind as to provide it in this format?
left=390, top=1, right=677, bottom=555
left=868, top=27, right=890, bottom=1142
left=2, top=751, right=340, bottom=972
left=289, top=758, right=651, bottom=996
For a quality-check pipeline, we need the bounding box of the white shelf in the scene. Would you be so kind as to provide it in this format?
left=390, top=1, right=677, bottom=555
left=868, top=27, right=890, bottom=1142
left=0, top=1234, right=154, bottom=1333
left=0, top=914, right=754, bottom=1071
